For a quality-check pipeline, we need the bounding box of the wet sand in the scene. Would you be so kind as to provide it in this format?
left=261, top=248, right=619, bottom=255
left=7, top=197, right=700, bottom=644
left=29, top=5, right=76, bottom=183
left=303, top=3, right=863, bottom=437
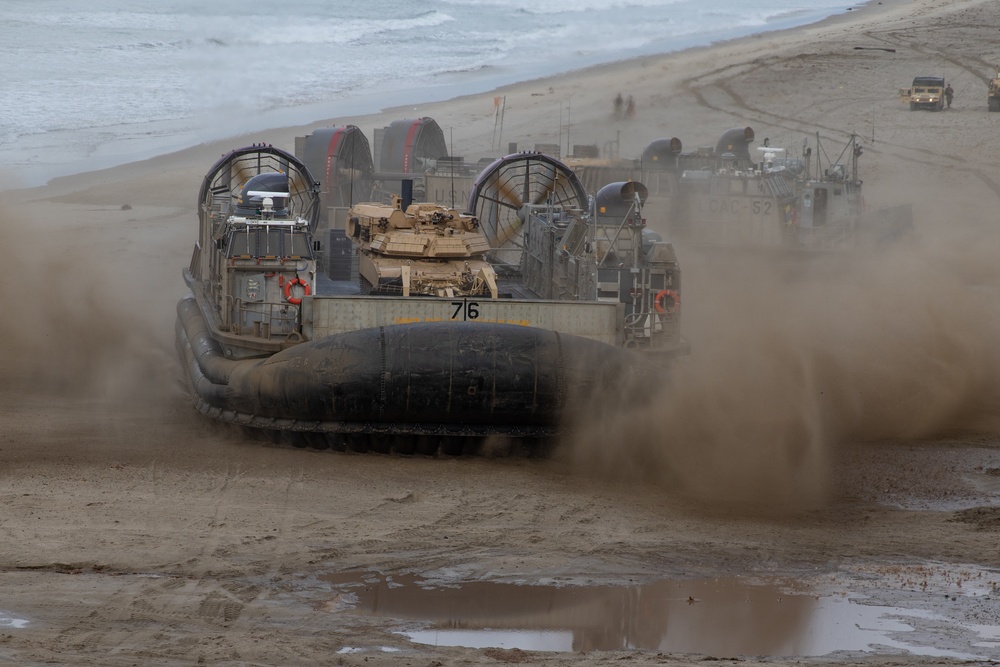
left=3, top=0, right=1000, bottom=664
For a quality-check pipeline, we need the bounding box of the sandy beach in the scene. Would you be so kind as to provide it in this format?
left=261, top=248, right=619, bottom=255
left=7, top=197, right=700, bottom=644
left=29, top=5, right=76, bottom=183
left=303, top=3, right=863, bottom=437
left=3, top=0, right=1000, bottom=664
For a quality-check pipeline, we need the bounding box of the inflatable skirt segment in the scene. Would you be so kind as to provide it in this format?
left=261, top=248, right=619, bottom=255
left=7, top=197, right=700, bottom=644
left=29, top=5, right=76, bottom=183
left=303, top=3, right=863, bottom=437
left=176, top=294, right=640, bottom=438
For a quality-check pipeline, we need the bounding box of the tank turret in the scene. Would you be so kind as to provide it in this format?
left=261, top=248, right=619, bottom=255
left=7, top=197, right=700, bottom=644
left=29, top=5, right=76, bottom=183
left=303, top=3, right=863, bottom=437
left=348, top=196, right=499, bottom=298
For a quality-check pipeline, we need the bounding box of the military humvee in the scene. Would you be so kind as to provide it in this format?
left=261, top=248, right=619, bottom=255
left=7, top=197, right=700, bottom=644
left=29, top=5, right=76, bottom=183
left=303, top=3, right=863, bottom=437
left=901, top=76, right=945, bottom=111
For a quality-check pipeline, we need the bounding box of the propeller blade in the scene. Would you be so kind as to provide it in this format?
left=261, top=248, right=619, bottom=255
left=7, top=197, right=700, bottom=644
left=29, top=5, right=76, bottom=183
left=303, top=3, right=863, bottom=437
left=531, top=162, right=557, bottom=205
left=494, top=173, right=524, bottom=210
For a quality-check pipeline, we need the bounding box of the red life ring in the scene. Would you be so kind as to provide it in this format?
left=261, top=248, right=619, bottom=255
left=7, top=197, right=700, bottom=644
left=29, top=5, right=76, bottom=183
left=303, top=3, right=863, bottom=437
left=284, top=277, right=311, bottom=305
left=654, top=289, right=679, bottom=315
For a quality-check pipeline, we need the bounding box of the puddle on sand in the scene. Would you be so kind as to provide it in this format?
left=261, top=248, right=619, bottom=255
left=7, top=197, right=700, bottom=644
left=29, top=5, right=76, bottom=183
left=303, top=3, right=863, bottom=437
left=324, top=573, right=991, bottom=658
left=0, top=612, right=28, bottom=629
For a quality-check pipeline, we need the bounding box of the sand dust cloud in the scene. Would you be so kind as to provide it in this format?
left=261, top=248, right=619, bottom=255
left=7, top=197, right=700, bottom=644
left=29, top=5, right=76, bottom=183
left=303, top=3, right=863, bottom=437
left=0, top=206, right=181, bottom=410
left=563, top=211, right=1000, bottom=510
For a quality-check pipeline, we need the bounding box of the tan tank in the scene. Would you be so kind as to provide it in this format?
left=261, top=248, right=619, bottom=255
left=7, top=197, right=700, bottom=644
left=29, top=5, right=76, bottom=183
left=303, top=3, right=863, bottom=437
left=347, top=196, right=499, bottom=298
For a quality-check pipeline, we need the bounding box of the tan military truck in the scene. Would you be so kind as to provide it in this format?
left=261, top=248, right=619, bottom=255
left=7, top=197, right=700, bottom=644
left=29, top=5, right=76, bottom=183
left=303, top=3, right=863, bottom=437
left=900, top=76, right=945, bottom=111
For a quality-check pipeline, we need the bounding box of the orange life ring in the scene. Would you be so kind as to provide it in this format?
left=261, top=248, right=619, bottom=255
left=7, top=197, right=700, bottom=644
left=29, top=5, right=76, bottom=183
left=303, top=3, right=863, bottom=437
left=284, top=277, right=311, bottom=305
left=654, top=289, right=679, bottom=315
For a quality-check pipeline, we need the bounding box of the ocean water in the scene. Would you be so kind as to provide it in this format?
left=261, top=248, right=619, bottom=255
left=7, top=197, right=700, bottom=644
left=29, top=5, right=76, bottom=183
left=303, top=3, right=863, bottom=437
left=0, top=0, right=855, bottom=188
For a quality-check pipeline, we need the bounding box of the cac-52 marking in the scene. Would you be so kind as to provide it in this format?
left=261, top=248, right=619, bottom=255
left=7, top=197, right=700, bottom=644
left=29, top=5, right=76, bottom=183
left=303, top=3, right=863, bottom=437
left=697, top=196, right=774, bottom=218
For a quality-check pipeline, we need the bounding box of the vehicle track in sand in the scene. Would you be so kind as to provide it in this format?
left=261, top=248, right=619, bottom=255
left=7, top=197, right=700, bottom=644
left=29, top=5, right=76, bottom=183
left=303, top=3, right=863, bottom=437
left=676, top=24, right=1000, bottom=202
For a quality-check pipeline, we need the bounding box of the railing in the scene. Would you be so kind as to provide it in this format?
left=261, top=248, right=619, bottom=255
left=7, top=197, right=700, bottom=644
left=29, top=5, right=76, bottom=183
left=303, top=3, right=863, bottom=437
left=623, top=309, right=679, bottom=349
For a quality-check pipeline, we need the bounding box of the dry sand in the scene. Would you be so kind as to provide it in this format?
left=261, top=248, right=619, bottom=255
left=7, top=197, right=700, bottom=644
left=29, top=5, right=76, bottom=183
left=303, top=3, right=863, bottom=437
left=3, top=0, right=1000, bottom=664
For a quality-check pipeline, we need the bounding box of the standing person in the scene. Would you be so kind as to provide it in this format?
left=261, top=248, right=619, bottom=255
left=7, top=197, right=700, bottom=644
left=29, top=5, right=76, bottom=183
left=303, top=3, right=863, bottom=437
left=613, top=92, right=623, bottom=120
left=944, top=83, right=954, bottom=108
left=625, top=94, right=636, bottom=119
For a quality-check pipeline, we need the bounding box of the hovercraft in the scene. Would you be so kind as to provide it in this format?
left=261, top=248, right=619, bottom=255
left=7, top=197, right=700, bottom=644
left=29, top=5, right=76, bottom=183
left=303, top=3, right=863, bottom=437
left=175, top=144, right=653, bottom=453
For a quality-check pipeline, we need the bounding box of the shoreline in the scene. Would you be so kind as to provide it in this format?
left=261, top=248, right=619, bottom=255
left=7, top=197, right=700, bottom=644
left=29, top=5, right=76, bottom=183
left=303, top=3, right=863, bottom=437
left=11, top=0, right=982, bottom=230
left=3, top=0, right=900, bottom=195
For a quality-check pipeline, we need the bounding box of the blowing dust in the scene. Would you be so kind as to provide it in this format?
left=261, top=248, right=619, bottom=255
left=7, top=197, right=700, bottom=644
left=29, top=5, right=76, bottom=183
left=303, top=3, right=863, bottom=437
left=562, top=222, right=1000, bottom=510
left=0, top=206, right=181, bottom=414
left=6, top=187, right=1000, bottom=506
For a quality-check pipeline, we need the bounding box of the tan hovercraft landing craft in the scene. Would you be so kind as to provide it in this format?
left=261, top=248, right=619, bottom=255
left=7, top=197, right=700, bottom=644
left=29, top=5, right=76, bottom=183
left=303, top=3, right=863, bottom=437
left=175, top=145, right=686, bottom=454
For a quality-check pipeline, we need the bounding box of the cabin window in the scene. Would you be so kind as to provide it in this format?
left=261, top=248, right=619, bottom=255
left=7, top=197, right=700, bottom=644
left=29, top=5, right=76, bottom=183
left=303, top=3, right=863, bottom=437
left=597, top=268, right=619, bottom=284
left=261, top=228, right=285, bottom=255
left=287, top=231, right=311, bottom=257
left=224, top=227, right=314, bottom=259
left=226, top=230, right=255, bottom=257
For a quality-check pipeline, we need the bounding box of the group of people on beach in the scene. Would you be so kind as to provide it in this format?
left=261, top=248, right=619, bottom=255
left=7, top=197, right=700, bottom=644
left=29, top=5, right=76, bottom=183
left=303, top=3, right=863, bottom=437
left=613, top=92, right=636, bottom=120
